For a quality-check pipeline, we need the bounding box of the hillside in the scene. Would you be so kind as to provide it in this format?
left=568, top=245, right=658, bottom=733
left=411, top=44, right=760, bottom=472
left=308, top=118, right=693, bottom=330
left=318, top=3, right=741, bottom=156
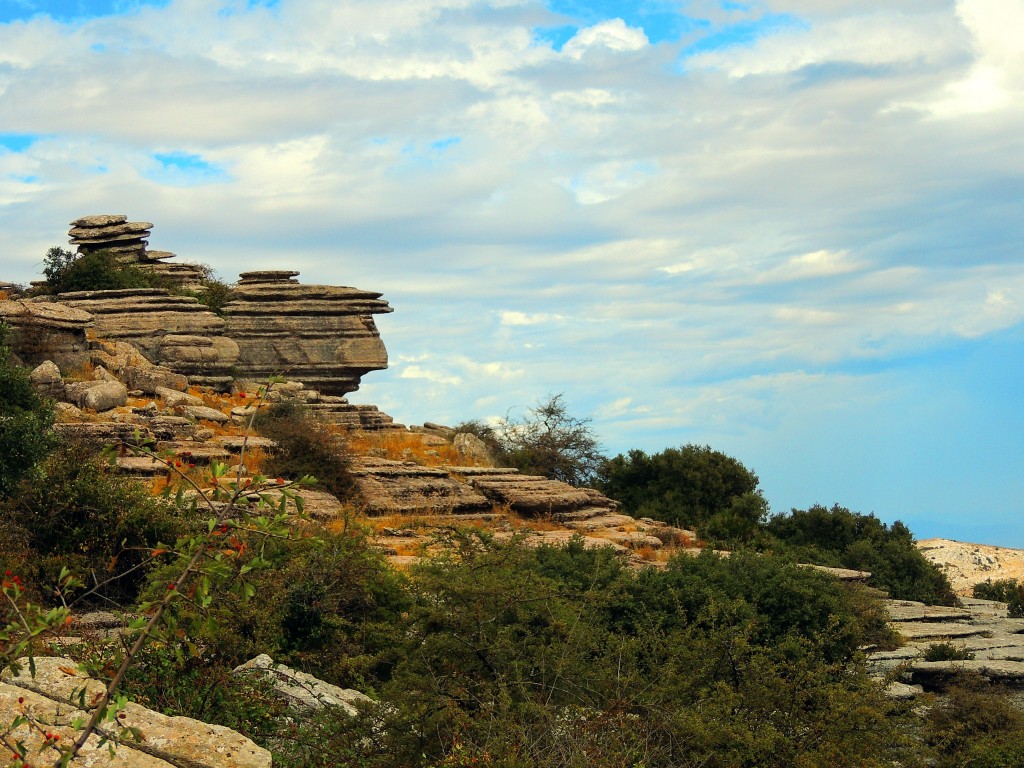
left=918, top=538, right=1024, bottom=595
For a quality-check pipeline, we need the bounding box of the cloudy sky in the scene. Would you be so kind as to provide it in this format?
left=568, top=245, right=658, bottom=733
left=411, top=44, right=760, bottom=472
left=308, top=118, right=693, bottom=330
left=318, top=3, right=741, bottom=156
left=2, top=0, right=1022, bottom=544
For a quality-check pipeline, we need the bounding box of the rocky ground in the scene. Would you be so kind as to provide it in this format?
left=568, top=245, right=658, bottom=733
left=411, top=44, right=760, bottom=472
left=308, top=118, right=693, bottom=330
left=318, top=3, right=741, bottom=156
left=917, top=538, right=1024, bottom=594
left=870, top=597, right=1024, bottom=698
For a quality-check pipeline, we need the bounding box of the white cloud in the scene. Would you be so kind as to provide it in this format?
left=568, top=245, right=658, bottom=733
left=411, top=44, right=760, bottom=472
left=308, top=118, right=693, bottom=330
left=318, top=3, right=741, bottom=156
left=561, top=18, right=648, bottom=59
left=1, top=0, right=1023, bottom=540
left=499, top=311, right=561, bottom=326
left=398, top=365, right=462, bottom=385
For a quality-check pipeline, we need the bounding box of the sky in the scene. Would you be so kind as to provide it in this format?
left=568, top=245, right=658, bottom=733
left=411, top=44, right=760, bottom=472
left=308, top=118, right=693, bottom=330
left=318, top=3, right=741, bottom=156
left=1, top=0, right=1022, bottom=545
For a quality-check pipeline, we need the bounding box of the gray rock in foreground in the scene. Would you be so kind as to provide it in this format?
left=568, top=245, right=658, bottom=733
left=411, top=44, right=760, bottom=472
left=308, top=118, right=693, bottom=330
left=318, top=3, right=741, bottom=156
left=233, top=654, right=372, bottom=715
left=2, top=656, right=270, bottom=768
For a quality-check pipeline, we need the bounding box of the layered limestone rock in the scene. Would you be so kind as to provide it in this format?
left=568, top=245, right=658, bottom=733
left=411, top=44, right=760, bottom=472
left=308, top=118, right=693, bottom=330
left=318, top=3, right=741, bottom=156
left=868, top=598, right=1024, bottom=695
left=0, top=299, right=93, bottom=370
left=68, top=214, right=207, bottom=290
left=233, top=654, right=372, bottom=714
left=240, top=378, right=401, bottom=429
left=2, top=657, right=271, bottom=768
left=47, top=289, right=239, bottom=390
left=223, top=271, right=391, bottom=396
left=69, top=214, right=152, bottom=259
left=352, top=458, right=494, bottom=516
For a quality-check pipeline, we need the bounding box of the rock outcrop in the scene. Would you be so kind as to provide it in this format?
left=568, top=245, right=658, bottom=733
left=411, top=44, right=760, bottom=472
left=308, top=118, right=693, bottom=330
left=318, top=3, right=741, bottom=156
left=917, top=538, right=1024, bottom=595
left=1, top=657, right=271, bottom=768
left=223, top=271, right=391, bottom=396
left=869, top=597, right=1024, bottom=695
left=46, top=289, right=239, bottom=390
left=0, top=299, right=93, bottom=370
left=68, top=214, right=206, bottom=290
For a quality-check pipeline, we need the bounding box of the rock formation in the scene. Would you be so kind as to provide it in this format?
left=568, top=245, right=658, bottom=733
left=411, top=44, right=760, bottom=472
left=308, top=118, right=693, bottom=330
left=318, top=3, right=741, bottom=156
left=869, top=597, right=1024, bottom=695
left=0, top=299, right=93, bottom=370
left=68, top=214, right=207, bottom=290
left=223, top=271, right=391, bottom=396
left=46, top=288, right=239, bottom=390
left=1, top=657, right=271, bottom=768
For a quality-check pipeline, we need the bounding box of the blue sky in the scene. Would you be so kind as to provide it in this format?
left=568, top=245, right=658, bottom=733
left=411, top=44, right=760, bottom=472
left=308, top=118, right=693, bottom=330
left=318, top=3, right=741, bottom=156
left=1, top=0, right=1022, bottom=545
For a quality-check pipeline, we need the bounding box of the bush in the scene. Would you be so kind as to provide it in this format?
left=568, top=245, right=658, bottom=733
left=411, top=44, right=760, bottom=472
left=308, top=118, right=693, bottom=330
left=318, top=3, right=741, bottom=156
left=38, top=247, right=170, bottom=294
left=0, top=323, right=55, bottom=499
left=141, top=528, right=407, bottom=690
left=458, top=394, right=604, bottom=486
left=924, top=642, right=975, bottom=661
left=974, top=579, right=1024, bottom=617
left=595, top=444, right=764, bottom=535
left=355, top=536, right=919, bottom=767
left=764, top=504, right=956, bottom=605
left=0, top=438, right=186, bottom=605
left=925, top=675, right=1024, bottom=765
left=254, top=401, right=360, bottom=502
left=193, top=275, right=235, bottom=315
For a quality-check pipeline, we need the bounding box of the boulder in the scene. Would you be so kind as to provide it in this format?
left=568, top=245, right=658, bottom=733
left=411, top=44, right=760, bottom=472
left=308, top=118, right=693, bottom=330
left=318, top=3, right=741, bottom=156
left=124, top=364, right=190, bottom=394
left=233, top=654, right=372, bottom=715
left=64, top=379, right=128, bottom=412
left=183, top=405, right=230, bottom=424
left=453, top=432, right=495, bottom=465
left=30, top=360, right=65, bottom=398
left=156, top=386, right=205, bottom=406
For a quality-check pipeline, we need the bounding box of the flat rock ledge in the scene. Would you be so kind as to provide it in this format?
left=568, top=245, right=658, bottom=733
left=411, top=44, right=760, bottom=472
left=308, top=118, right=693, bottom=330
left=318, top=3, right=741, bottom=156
left=869, top=597, right=1024, bottom=695
left=1, top=657, right=270, bottom=768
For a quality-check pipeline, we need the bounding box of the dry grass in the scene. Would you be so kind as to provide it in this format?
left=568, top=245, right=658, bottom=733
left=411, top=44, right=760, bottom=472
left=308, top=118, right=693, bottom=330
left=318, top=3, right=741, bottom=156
left=504, top=510, right=564, bottom=532
left=239, top=445, right=268, bottom=475
left=344, top=430, right=488, bottom=467
left=63, top=361, right=97, bottom=382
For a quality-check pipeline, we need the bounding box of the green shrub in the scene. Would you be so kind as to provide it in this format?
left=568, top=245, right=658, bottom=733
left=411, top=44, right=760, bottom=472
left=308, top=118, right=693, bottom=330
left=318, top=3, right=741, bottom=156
left=924, top=642, right=976, bottom=661
left=254, top=401, right=360, bottom=502
left=974, top=579, right=1024, bottom=617
left=38, top=247, right=170, bottom=294
left=0, top=324, right=55, bottom=499
left=595, top=444, right=763, bottom=535
left=764, top=504, right=956, bottom=605
left=357, top=536, right=919, bottom=768
left=925, top=675, right=1024, bottom=765
left=143, top=528, right=407, bottom=690
left=193, top=275, right=235, bottom=315
left=0, top=438, right=186, bottom=605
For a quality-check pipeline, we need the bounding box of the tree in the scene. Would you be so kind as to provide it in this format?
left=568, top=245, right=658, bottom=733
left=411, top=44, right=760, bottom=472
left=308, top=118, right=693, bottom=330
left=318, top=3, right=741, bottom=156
left=595, top=444, right=764, bottom=534
left=499, top=393, right=605, bottom=486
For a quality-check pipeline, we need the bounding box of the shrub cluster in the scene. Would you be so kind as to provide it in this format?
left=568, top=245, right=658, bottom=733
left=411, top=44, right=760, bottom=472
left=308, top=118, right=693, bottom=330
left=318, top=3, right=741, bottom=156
left=763, top=504, right=957, bottom=605
left=253, top=400, right=361, bottom=503
left=0, top=324, right=55, bottom=498
left=974, top=579, right=1024, bottom=617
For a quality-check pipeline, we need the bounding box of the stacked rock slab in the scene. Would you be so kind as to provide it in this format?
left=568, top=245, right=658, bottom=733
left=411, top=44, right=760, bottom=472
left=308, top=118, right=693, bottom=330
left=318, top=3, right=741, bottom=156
left=223, top=271, right=391, bottom=396
left=0, top=299, right=93, bottom=370
left=68, top=214, right=206, bottom=290
left=49, top=288, right=239, bottom=390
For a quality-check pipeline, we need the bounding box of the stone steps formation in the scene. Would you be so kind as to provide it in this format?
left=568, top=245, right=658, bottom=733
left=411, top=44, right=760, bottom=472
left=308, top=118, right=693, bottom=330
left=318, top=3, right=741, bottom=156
left=46, top=215, right=393, bottom=397
left=68, top=214, right=207, bottom=290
